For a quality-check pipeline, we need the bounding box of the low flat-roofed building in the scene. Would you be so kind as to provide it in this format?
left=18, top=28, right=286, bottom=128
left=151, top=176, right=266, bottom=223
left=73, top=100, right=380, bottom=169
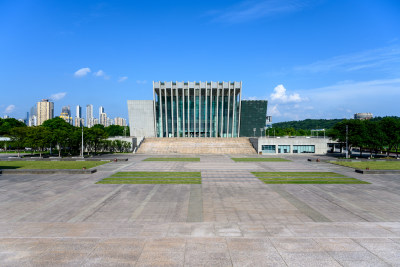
left=250, top=136, right=337, bottom=155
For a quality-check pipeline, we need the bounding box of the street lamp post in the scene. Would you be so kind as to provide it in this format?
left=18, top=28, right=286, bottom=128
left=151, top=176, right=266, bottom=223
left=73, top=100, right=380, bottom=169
left=81, top=125, right=84, bottom=158
left=346, top=125, right=349, bottom=159
left=253, top=128, right=256, bottom=137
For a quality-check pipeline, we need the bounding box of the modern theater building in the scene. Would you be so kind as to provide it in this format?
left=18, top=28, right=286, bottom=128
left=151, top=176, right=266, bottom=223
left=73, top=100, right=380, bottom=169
left=127, top=81, right=268, bottom=138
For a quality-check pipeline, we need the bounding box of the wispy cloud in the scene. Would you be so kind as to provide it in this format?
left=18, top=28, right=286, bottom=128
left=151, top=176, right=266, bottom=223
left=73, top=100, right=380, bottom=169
left=94, top=70, right=110, bottom=80
left=4, top=105, right=15, bottom=114
left=50, top=92, right=67, bottom=101
left=294, top=45, right=400, bottom=73
left=74, top=67, right=91, bottom=77
left=210, top=0, right=317, bottom=23
left=118, top=76, right=128, bottom=82
left=136, top=80, right=147, bottom=84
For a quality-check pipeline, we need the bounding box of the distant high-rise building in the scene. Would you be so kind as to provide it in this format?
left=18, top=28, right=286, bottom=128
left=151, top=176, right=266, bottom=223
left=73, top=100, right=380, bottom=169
left=86, top=104, right=93, bottom=127
left=93, top=118, right=99, bottom=125
left=74, top=105, right=84, bottom=127
left=3, top=115, right=9, bottom=119
left=29, top=106, right=37, bottom=126
left=100, top=112, right=107, bottom=126
left=99, top=106, right=104, bottom=118
left=74, top=117, right=85, bottom=127
left=76, top=105, right=82, bottom=119
left=107, top=117, right=113, bottom=127
left=114, top=117, right=126, bottom=126
left=37, top=99, right=54, bottom=125
left=60, top=106, right=72, bottom=124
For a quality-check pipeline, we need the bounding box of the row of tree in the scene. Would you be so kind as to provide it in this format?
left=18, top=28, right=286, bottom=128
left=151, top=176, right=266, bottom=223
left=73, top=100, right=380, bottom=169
left=329, top=117, right=400, bottom=156
left=1, top=118, right=131, bottom=156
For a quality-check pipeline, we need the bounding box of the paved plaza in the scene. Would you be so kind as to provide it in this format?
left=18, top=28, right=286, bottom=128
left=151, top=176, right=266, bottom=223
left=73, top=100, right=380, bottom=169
left=1, top=154, right=400, bottom=266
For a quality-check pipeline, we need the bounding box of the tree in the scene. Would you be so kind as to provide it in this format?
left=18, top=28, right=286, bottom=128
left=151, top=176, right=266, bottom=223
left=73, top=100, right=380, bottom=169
left=42, top=118, right=74, bottom=156
left=105, top=125, right=127, bottom=137
left=26, top=127, right=51, bottom=157
left=9, top=127, right=29, bottom=157
left=379, top=117, right=400, bottom=156
left=87, top=127, right=108, bottom=154
left=0, top=118, right=26, bottom=135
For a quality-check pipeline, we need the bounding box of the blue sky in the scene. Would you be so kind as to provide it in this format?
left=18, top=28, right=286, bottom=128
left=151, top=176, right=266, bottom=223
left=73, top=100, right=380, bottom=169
left=1, top=0, right=400, bottom=122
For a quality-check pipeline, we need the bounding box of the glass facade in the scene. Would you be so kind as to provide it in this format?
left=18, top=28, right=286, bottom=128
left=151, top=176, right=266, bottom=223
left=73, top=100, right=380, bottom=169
left=278, top=145, right=290, bottom=153
left=239, top=100, right=268, bottom=137
left=154, top=81, right=241, bottom=138
left=262, top=145, right=276, bottom=153
left=293, top=145, right=315, bottom=153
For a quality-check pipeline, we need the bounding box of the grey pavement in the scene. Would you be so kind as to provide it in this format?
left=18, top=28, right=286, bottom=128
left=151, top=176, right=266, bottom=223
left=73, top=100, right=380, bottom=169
left=0, top=154, right=400, bottom=266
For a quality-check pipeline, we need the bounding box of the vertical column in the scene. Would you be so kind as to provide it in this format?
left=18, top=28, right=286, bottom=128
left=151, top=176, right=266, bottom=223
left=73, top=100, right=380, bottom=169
left=187, top=82, right=190, bottom=137
left=220, top=82, right=224, bottom=138
left=170, top=83, right=174, bottom=137
left=232, top=85, right=236, bottom=137
left=215, top=82, right=219, bottom=138
left=209, top=85, right=212, bottom=138
left=158, top=87, right=163, bottom=137
left=182, top=85, right=185, bottom=137
left=152, top=83, right=157, bottom=137
left=199, top=82, right=202, bottom=137
left=193, top=85, right=195, bottom=137
left=205, top=81, right=208, bottom=137
left=176, top=83, right=179, bottom=137
left=238, top=81, right=242, bottom=137
left=164, top=85, right=168, bottom=137
left=227, top=82, right=231, bottom=138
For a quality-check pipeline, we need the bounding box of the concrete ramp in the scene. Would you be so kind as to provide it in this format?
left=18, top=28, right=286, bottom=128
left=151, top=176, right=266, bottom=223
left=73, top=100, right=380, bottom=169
left=136, top=137, right=257, bottom=154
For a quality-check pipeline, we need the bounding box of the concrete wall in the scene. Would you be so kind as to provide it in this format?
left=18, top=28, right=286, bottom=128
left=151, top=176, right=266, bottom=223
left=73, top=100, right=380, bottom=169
left=127, top=100, right=155, bottom=138
left=256, top=137, right=336, bottom=155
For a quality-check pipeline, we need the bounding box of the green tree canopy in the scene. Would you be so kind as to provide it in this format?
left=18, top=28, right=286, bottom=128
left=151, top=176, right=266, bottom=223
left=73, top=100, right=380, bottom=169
left=0, top=118, right=26, bottom=135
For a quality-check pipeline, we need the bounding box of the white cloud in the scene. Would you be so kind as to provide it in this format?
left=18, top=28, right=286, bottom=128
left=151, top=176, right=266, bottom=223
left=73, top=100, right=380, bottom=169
left=136, top=80, right=147, bottom=84
left=94, top=70, right=110, bottom=80
left=74, top=67, right=91, bottom=77
left=271, top=78, right=400, bottom=122
left=270, top=84, right=305, bottom=103
left=4, top=105, right=15, bottom=114
left=118, top=76, right=128, bottom=82
left=50, top=92, right=67, bottom=101
left=268, top=104, right=280, bottom=116
left=210, top=0, right=318, bottom=23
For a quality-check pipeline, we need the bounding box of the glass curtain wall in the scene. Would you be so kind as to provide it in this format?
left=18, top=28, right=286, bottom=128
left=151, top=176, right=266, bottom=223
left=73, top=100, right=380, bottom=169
left=154, top=82, right=241, bottom=138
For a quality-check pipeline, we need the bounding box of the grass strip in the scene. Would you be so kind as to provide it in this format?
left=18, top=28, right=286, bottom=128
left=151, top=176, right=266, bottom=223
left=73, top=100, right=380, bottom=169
left=252, top=172, right=346, bottom=177
left=253, top=171, right=369, bottom=184
left=97, top=171, right=202, bottom=184
left=143, top=158, right=200, bottom=162
left=110, top=172, right=201, bottom=178
left=232, top=158, right=290, bottom=162
left=0, top=161, right=108, bottom=169
left=97, top=178, right=201, bottom=184
left=329, top=161, right=400, bottom=170
left=260, top=180, right=369, bottom=184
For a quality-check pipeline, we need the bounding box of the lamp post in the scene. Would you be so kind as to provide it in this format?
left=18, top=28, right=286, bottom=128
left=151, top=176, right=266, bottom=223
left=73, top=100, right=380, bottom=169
left=260, top=128, right=263, bottom=138
left=81, top=124, right=84, bottom=158
left=346, top=125, right=349, bottom=159
left=253, top=128, right=256, bottom=137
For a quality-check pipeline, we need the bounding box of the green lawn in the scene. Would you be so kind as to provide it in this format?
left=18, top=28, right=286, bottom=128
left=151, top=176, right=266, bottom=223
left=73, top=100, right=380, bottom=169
left=0, top=161, right=108, bottom=169
left=330, top=161, right=400, bottom=170
left=143, top=158, right=200, bottom=162
left=97, top=171, right=202, bottom=184
left=231, top=158, right=290, bottom=162
left=252, top=171, right=369, bottom=184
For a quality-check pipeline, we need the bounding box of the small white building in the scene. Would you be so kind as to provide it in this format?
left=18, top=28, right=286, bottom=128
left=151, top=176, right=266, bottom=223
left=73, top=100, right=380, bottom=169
left=250, top=136, right=337, bottom=155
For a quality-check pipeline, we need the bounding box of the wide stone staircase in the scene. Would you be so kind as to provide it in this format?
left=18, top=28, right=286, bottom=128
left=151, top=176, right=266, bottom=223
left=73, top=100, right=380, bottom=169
left=136, top=137, right=257, bottom=154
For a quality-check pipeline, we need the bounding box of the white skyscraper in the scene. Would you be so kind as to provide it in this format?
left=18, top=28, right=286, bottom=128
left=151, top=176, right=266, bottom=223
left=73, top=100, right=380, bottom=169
left=86, top=104, right=93, bottom=128
left=99, top=106, right=104, bottom=118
